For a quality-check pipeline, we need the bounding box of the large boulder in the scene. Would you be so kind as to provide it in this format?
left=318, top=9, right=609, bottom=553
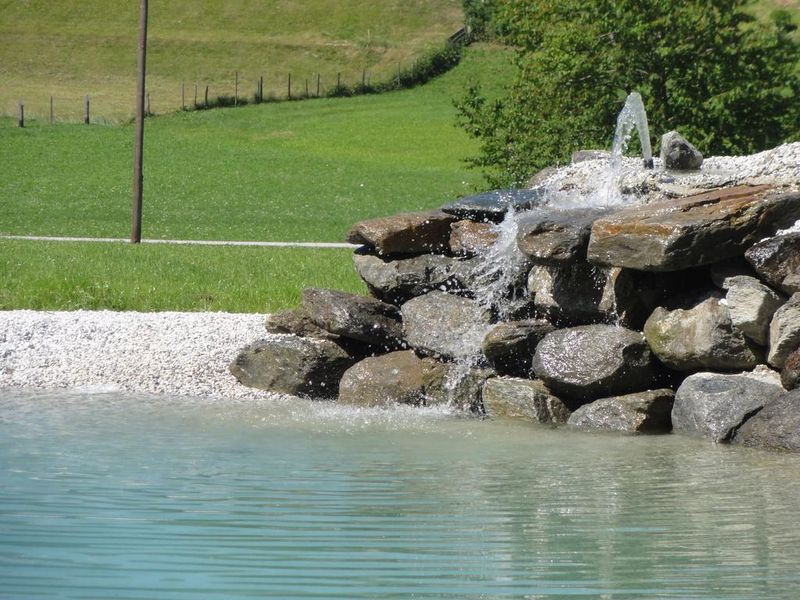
left=230, top=336, right=355, bottom=398
left=531, top=325, right=657, bottom=403
left=337, top=350, right=447, bottom=408
left=516, top=207, right=612, bottom=265
left=440, top=188, right=546, bottom=222
left=301, top=288, right=404, bottom=349
left=449, top=220, right=498, bottom=256
left=352, top=251, right=462, bottom=304
left=643, top=294, right=763, bottom=371
left=725, top=275, right=786, bottom=346
left=482, top=377, right=571, bottom=424
left=671, top=371, right=785, bottom=442
left=768, top=293, right=800, bottom=368
left=745, top=232, right=800, bottom=295
left=781, top=348, right=800, bottom=390
left=587, top=186, right=800, bottom=271
left=427, top=366, right=495, bottom=411
left=659, top=131, right=703, bottom=170
left=567, top=389, right=674, bottom=434
left=401, top=291, right=492, bottom=359
left=346, top=210, right=456, bottom=256
left=733, top=389, right=800, bottom=452
left=481, top=319, right=555, bottom=376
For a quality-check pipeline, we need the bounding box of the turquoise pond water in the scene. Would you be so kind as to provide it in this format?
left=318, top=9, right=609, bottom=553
left=2, top=390, right=800, bottom=599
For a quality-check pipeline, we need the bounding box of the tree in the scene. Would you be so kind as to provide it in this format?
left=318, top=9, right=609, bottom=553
left=456, top=0, right=800, bottom=186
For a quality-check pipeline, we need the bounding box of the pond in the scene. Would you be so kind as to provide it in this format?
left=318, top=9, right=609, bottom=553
left=2, top=390, right=800, bottom=599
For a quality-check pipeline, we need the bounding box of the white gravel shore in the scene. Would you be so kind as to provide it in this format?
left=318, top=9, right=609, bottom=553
left=0, top=310, right=283, bottom=400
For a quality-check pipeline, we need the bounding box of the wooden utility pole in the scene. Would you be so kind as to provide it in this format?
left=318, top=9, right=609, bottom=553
left=131, top=0, right=148, bottom=243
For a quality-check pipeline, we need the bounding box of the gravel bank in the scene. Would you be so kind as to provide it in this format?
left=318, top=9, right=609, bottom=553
left=0, top=310, right=283, bottom=400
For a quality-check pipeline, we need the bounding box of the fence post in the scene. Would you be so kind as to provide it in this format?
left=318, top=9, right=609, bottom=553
left=204, top=85, right=209, bottom=108
left=18, top=101, right=24, bottom=128
left=316, top=73, right=320, bottom=97
left=258, top=75, right=263, bottom=102
left=305, top=78, right=309, bottom=98
left=181, top=82, right=185, bottom=110
left=396, top=63, right=401, bottom=87
left=362, top=68, right=366, bottom=89
left=194, top=83, right=198, bottom=108
left=235, top=70, right=239, bottom=106
left=50, top=95, right=54, bottom=124
left=146, top=92, right=151, bottom=115
left=84, top=94, right=90, bottom=124
left=287, top=73, right=291, bottom=100
left=336, top=72, right=341, bottom=94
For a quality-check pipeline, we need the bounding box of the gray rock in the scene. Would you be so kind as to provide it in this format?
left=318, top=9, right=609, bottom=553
left=571, top=149, right=610, bottom=164
left=346, top=210, right=457, bottom=256
left=587, top=186, right=800, bottom=271
left=427, top=366, right=496, bottom=412
left=230, top=336, right=355, bottom=398
left=710, top=257, right=757, bottom=290
left=567, top=389, right=674, bottom=434
left=733, top=389, right=800, bottom=452
left=745, top=232, right=800, bottom=295
left=481, top=319, right=555, bottom=376
left=440, top=188, right=547, bottom=223
left=449, top=220, right=498, bottom=256
left=725, top=275, right=786, bottom=346
left=301, top=288, right=404, bottom=349
left=337, top=350, right=448, bottom=408
left=643, top=295, right=763, bottom=371
left=265, top=308, right=335, bottom=339
left=401, top=291, right=492, bottom=359
left=781, top=348, right=800, bottom=390
left=482, top=377, right=571, bottom=424
left=672, top=371, right=785, bottom=442
left=352, top=251, right=463, bottom=304
left=768, top=293, right=800, bottom=368
left=660, top=131, right=704, bottom=170
left=516, top=207, right=612, bottom=264
left=531, top=325, right=656, bottom=403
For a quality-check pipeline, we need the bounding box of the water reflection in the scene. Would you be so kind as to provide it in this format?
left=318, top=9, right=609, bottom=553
left=1, top=390, right=799, bottom=599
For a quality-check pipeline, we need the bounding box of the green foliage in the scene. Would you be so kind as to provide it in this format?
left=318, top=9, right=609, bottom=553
left=456, top=0, right=800, bottom=186
left=463, top=0, right=503, bottom=40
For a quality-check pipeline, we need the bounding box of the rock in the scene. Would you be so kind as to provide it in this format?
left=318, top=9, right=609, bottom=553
left=449, top=220, right=498, bottom=256
left=516, top=207, right=612, bottom=264
left=230, top=336, right=354, bottom=398
left=427, top=366, right=496, bottom=411
left=401, top=291, right=492, bottom=359
left=587, top=186, right=800, bottom=271
left=440, top=188, right=546, bottom=223
left=781, top=348, right=800, bottom=390
left=768, top=293, right=800, bottom=368
left=301, top=288, right=404, bottom=349
left=265, top=308, right=334, bottom=339
left=571, top=149, right=610, bottom=164
left=481, top=319, right=555, bottom=376
left=643, top=294, right=763, bottom=371
left=346, top=210, right=457, bottom=256
left=567, top=389, right=674, bottom=434
left=745, top=232, right=800, bottom=295
left=725, top=275, right=786, bottom=346
left=337, top=350, right=447, bottom=408
left=733, top=390, right=800, bottom=452
left=531, top=325, right=657, bottom=403
left=710, top=257, right=757, bottom=290
left=352, top=251, right=463, bottom=304
left=671, top=371, right=785, bottom=442
left=482, top=377, right=571, bottom=424
left=659, top=131, right=704, bottom=170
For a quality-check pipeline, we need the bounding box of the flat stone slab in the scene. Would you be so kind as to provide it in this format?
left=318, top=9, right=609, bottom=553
left=587, top=185, right=800, bottom=271
left=516, top=207, right=612, bottom=264
left=567, top=389, right=674, bottom=434
left=482, top=377, right=571, bottom=424
left=352, top=251, right=462, bottom=304
left=347, top=210, right=456, bottom=256
left=745, top=232, right=800, bottom=295
left=441, top=188, right=546, bottom=222
left=449, top=220, right=498, bottom=255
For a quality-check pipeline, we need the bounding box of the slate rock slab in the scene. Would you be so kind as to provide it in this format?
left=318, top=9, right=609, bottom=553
left=643, top=295, right=763, bottom=371
left=352, top=251, right=462, bottom=304
left=660, top=130, right=703, bottom=170
left=531, top=324, right=656, bottom=403
left=401, top=291, right=492, bottom=359
left=347, top=210, right=457, bottom=256
left=481, top=319, right=555, bottom=376
left=441, top=188, right=546, bottom=222
left=733, top=389, right=800, bottom=452
left=516, top=207, right=612, bottom=264
left=482, top=377, right=571, bottom=424
left=337, top=350, right=447, bottom=408
left=768, top=293, right=800, bottom=368
left=449, top=220, right=498, bottom=255
left=230, top=336, right=355, bottom=398
left=672, top=371, right=785, bottom=442
left=587, top=186, right=800, bottom=271
left=302, top=288, right=404, bottom=349
left=745, top=232, right=800, bottom=295
left=725, top=275, right=786, bottom=346
left=567, top=389, right=674, bottom=434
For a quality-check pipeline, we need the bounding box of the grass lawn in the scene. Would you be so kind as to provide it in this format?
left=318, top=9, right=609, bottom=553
left=0, top=0, right=464, bottom=121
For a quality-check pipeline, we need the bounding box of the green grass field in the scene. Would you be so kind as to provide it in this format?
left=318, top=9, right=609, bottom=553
left=0, top=0, right=464, bottom=122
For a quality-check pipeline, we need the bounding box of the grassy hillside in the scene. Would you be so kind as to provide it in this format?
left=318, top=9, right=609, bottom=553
left=0, top=0, right=464, bottom=121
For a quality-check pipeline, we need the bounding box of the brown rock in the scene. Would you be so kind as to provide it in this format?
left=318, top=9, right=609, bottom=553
left=781, top=348, right=800, bottom=391
left=346, top=210, right=457, bottom=256
left=449, top=220, right=498, bottom=256
left=517, top=207, right=611, bottom=264
left=745, top=232, right=800, bottom=295
left=482, top=377, right=571, bottom=424
left=567, top=389, right=675, bottom=434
